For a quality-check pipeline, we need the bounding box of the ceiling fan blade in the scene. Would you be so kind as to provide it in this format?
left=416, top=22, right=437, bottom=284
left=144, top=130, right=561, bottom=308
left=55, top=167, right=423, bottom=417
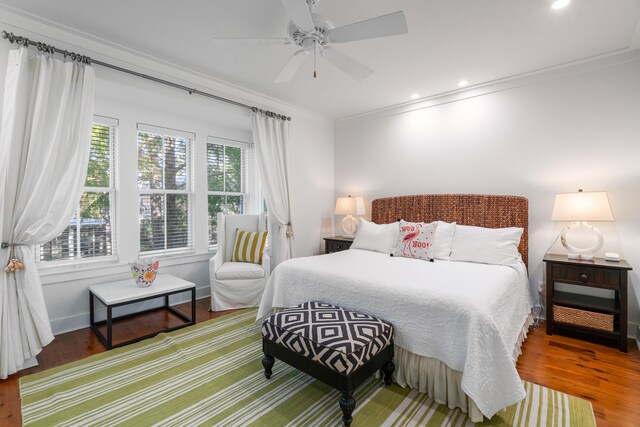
left=212, top=38, right=291, bottom=46
left=321, top=47, right=373, bottom=81
left=328, top=11, right=408, bottom=43
left=274, top=50, right=309, bottom=83
left=279, top=0, right=315, bottom=32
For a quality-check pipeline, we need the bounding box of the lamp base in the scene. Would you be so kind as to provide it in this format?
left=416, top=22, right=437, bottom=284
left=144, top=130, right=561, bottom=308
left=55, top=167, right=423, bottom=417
left=567, top=253, right=594, bottom=261
left=561, top=221, right=602, bottom=261
left=341, top=215, right=358, bottom=238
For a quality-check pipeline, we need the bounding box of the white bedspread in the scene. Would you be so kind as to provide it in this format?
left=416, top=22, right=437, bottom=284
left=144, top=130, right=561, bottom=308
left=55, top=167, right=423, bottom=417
left=257, top=249, right=533, bottom=419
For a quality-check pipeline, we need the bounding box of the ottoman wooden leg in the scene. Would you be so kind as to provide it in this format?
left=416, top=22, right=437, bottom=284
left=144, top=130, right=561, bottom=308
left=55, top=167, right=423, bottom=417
left=382, top=361, right=395, bottom=385
left=262, top=354, right=274, bottom=379
left=339, top=393, right=356, bottom=427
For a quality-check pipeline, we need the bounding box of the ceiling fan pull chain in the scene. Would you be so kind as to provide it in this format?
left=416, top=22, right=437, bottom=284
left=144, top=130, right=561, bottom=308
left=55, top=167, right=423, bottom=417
left=313, top=40, right=317, bottom=78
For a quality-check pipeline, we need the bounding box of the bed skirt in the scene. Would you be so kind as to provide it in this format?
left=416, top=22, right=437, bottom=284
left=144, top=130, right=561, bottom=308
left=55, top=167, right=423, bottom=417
left=270, top=308, right=534, bottom=423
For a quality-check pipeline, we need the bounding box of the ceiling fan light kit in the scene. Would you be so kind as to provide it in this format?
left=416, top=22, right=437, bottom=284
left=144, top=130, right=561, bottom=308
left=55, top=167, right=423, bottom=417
left=213, top=0, right=408, bottom=82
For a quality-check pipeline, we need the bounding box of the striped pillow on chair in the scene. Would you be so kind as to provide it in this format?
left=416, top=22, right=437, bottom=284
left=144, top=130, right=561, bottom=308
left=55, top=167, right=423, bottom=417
left=231, top=229, right=268, bottom=264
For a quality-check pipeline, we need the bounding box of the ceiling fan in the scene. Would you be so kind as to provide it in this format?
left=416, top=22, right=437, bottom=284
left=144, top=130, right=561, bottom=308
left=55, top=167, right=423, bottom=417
left=212, top=0, right=408, bottom=82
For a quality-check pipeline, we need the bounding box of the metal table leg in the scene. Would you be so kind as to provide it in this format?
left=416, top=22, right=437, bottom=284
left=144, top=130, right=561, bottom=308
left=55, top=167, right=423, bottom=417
left=191, top=287, right=196, bottom=324
left=107, top=306, right=113, bottom=349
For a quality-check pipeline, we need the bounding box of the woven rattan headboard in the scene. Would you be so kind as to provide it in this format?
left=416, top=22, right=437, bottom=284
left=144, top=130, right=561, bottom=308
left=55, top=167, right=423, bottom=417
left=371, top=194, right=529, bottom=267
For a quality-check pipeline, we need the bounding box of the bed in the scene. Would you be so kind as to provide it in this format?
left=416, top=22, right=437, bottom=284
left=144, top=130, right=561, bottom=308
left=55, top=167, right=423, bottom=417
left=257, top=194, right=534, bottom=422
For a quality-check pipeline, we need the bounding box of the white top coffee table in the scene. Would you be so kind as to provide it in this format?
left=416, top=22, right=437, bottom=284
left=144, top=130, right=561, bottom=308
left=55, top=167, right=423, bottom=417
left=89, top=274, right=196, bottom=349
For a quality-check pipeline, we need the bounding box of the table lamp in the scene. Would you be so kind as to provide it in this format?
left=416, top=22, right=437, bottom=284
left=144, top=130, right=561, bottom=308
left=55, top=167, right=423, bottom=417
left=335, top=195, right=365, bottom=238
left=550, top=189, right=614, bottom=260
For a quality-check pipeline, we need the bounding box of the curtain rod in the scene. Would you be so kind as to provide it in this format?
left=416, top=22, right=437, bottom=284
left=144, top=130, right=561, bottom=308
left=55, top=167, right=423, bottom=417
left=1, top=31, right=292, bottom=121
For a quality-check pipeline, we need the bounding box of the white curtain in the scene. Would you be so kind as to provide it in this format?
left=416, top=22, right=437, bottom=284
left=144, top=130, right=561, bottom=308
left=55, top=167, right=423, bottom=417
left=251, top=112, right=294, bottom=267
left=0, top=47, right=95, bottom=379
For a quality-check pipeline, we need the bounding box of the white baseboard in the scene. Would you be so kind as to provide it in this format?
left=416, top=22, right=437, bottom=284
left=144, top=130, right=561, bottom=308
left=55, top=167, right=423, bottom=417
left=50, top=285, right=210, bottom=335
left=629, top=322, right=639, bottom=341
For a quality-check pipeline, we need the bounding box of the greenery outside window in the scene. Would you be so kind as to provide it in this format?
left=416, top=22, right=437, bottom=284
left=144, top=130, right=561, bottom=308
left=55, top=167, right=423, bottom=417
left=207, top=137, right=254, bottom=246
left=38, top=117, right=117, bottom=263
left=138, top=124, right=193, bottom=254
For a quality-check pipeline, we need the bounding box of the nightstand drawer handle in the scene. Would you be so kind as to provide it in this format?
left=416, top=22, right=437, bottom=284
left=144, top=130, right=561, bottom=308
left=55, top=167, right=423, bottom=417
left=580, top=273, right=588, bottom=280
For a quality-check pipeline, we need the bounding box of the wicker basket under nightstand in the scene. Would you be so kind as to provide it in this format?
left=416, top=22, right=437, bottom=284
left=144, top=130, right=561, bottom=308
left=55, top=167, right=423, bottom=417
left=553, top=305, right=614, bottom=332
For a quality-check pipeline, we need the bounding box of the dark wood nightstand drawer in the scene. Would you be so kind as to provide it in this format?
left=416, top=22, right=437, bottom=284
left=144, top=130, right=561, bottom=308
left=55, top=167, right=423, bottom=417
left=326, top=241, right=345, bottom=253
left=551, top=264, right=620, bottom=290
left=323, top=237, right=354, bottom=254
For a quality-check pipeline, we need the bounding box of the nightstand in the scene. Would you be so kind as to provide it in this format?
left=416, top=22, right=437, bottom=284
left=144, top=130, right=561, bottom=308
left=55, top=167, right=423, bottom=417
left=323, top=236, right=354, bottom=254
left=543, top=254, right=632, bottom=352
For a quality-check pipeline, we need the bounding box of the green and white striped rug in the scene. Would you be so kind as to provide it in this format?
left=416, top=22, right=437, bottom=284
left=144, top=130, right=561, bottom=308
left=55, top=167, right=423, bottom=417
left=21, top=309, right=596, bottom=426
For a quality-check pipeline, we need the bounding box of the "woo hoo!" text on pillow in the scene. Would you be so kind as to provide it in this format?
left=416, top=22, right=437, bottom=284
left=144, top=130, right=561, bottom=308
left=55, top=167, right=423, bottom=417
left=393, top=220, right=438, bottom=261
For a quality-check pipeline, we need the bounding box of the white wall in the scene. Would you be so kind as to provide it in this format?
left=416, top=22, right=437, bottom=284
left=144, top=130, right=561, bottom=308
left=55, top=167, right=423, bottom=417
left=0, top=11, right=334, bottom=334
left=289, top=118, right=336, bottom=257
left=335, top=54, right=640, bottom=336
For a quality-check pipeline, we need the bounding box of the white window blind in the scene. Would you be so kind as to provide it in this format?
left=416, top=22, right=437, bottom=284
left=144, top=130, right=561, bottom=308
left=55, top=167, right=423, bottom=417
left=138, top=124, right=193, bottom=254
left=39, top=117, right=118, bottom=263
left=207, top=136, right=255, bottom=246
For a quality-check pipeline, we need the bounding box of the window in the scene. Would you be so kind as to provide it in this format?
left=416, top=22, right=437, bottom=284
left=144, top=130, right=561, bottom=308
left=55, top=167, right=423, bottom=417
left=39, top=117, right=117, bottom=263
left=207, top=137, right=254, bottom=246
left=137, top=124, right=193, bottom=254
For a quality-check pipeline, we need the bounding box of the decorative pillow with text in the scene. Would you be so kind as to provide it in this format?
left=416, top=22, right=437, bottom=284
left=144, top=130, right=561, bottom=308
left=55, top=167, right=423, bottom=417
left=393, top=220, right=438, bottom=261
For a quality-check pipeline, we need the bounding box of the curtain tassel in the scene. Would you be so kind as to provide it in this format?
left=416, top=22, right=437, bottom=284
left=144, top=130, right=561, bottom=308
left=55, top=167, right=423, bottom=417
left=2, top=243, right=25, bottom=273
left=286, top=222, right=294, bottom=238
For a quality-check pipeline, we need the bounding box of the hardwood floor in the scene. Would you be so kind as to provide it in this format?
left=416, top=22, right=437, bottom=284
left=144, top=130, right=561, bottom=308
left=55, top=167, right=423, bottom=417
left=1, top=299, right=638, bottom=426
left=517, top=326, right=640, bottom=427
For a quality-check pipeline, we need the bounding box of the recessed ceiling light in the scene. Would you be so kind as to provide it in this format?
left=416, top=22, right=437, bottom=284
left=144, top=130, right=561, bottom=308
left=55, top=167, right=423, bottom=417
left=551, top=0, right=570, bottom=10
left=410, top=93, right=420, bottom=100
left=457, top=80, right=469, bottom=87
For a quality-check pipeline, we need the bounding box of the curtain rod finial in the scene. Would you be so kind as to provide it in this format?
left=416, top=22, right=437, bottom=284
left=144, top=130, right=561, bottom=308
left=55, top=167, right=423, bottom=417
left=2, top=31, right=15, bottom=43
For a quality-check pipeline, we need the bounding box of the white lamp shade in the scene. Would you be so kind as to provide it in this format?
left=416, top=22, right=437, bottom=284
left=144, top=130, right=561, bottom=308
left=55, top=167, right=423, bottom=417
left=551, top=191, right=614, bottom=222
left=335, top=196, right=366, bottom=215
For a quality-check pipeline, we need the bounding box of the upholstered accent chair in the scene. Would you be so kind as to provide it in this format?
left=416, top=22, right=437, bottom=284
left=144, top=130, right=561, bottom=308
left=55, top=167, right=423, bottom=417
left=209, top=213, right=270, bottom=311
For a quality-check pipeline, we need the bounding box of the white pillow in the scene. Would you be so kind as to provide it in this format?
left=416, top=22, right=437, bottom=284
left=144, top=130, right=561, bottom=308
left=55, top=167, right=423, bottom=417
left=450, top=224, right=523, bottom=268
left=432, top=221, right=456, bottom=260
left=351, top=219, right=399, bottom=254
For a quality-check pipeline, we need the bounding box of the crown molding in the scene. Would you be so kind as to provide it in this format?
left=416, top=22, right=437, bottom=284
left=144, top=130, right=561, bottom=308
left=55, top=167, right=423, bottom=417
left=336, top=48, right=640, bottom=124
left=1, top=4, right=637, bottom=128
left=0, top=5, right=333, bottom=126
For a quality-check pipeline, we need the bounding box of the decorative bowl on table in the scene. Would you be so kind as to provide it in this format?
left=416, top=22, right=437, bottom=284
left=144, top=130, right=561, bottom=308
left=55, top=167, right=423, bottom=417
left=129, top=258, right=159, bottom=287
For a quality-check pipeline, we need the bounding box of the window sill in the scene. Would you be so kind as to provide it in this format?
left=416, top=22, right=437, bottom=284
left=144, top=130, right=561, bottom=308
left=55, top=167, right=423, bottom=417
left=39, top=252, right=213, bottom=285
left=38, top=256, right=121, bottom=274
left=139, top=249, right=198, bottom=260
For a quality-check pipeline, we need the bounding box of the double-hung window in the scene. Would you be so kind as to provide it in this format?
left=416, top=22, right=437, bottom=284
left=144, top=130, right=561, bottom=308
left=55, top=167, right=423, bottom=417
left=38, top=117, right=117, bottom=263
left=137, top=124, right=193, bottom=254
left=207, top=136, right=256, bottom=246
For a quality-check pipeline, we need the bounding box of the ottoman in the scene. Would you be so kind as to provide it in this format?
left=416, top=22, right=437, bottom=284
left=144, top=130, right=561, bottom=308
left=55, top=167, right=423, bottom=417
left=261, top=301, right=395, bottom=426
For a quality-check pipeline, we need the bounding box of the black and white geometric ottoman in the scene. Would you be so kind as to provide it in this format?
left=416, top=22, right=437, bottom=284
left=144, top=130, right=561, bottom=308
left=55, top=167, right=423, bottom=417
left=261, top=301, right=395, bottom=427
